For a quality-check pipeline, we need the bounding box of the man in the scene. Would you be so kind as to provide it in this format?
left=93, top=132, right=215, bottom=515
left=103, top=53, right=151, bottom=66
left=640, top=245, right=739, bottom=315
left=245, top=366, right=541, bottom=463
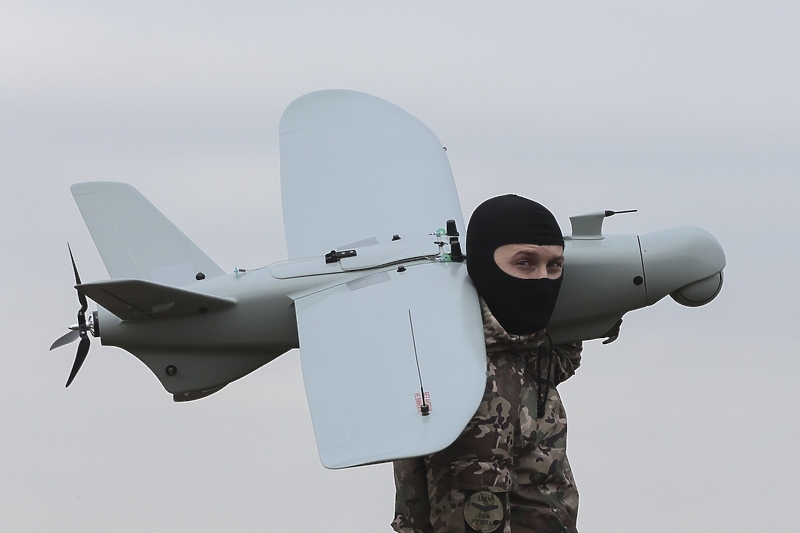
left=392, top=194, right=582, bottom=533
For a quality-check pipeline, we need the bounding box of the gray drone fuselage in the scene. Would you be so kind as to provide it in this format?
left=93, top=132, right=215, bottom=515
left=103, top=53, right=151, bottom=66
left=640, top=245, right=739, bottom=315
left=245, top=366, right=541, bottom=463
left=84, top=205, right=725, bottom=397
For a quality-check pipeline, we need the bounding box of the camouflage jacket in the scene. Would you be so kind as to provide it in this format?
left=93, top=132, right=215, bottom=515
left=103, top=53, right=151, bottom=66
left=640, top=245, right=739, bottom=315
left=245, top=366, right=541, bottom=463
left=392, top=302, right=582, bottom=533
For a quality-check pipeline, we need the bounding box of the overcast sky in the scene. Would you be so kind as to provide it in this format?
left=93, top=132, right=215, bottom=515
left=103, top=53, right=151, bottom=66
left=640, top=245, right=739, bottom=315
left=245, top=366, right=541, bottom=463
left=2, top=1, right=798, bottom=531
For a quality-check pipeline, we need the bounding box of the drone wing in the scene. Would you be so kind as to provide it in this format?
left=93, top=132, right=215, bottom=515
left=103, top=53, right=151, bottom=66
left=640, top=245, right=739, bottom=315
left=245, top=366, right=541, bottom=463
left=294, top=261, right=486, bottom=469
left=280, top=89, right=463, bottom=258
left=280, top=90, right=484, bottom=468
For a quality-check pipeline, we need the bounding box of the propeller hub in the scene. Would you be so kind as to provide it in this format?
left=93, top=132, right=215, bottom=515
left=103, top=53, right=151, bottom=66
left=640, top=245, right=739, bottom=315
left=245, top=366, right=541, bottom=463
left=88, top=311, right=100, bottom=337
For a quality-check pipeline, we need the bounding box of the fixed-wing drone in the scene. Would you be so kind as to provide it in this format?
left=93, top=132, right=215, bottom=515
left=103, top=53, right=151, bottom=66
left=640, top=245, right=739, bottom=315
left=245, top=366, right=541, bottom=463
left=51, top=90, right=726, bottom=469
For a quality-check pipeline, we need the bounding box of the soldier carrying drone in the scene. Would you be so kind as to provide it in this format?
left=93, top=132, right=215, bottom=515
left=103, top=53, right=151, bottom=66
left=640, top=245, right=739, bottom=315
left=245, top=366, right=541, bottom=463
left=393, top=195, right=584, bottom=533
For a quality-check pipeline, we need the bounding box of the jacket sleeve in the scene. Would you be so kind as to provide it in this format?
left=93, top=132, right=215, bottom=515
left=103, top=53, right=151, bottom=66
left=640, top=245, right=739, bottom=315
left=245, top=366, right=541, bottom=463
left=550, top=342, right=582, bottom=385
left=392, top=457, right=434, bottom=533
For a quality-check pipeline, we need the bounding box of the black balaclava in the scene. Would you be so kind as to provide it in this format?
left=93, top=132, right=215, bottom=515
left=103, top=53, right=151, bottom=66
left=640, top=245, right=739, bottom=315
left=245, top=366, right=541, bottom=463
left=466, top=194, right=565, bottom=335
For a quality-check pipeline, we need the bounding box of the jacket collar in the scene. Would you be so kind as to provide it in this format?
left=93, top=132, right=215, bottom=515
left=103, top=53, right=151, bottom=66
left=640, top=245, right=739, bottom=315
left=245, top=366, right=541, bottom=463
left=480, top=299, right=546, bottom=353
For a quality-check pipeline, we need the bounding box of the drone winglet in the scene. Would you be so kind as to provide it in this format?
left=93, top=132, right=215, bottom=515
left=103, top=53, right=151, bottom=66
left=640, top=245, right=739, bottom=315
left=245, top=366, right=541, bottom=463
left=78, top=279, right=236, bottom=320
left=71, top=182, right=225, bottom=283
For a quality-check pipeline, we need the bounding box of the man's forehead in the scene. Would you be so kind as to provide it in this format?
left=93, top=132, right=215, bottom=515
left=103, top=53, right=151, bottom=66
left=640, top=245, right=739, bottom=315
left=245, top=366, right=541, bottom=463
left=498, top=243, right=565, bottom=259
left=503, top=243, right=563, bottom=252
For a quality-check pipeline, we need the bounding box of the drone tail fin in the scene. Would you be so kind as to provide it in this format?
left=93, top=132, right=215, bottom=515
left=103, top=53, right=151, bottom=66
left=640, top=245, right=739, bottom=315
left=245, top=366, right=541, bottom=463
left=70, top=182, right=225, bottom=285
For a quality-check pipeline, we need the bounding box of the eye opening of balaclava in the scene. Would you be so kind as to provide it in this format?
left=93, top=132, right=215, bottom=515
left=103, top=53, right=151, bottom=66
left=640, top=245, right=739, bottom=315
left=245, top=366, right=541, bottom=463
left=466, top=194, right=565, bottom=335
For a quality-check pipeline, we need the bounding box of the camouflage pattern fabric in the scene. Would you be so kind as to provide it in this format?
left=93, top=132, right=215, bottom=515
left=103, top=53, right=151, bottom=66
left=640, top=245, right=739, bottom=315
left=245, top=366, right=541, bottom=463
left=392, top=302, right=582, bottom=533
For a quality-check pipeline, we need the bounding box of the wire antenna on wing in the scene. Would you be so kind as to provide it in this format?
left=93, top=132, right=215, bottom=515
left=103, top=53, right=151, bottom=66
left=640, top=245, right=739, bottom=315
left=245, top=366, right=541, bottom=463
left=408, top=310, right=430, bottom=416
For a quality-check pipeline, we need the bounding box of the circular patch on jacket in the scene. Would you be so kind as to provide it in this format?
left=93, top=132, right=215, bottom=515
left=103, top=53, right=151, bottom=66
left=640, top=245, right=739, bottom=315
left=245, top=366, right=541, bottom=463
left=464, top=490, right=504, bottom=532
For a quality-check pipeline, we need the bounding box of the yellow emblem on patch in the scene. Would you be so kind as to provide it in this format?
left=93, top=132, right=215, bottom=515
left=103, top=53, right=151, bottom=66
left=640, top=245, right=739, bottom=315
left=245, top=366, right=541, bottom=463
left=464, top=490, right=504, bottom=532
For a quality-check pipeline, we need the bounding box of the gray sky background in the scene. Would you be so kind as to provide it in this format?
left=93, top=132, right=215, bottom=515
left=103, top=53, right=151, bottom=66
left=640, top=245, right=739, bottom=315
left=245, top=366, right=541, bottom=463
left=2, top=1, right=798, bottom=531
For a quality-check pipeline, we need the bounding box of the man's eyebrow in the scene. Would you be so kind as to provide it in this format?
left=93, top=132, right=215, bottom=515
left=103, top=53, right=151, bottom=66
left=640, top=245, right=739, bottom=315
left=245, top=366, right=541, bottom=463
left=509, top=250, right=565, bottom=262
left=509, top=250, right=537, bottom=260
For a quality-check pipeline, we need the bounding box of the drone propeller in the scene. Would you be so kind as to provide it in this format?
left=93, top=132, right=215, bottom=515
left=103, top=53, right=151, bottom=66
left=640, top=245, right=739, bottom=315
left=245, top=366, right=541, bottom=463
left=49, top=327, right=80, bottom=350
left=50, top=244, right=96, bottom=387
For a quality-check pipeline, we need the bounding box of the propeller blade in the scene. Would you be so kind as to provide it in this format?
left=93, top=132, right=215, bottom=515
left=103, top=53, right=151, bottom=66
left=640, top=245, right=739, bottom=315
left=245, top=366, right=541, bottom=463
left=65, top=336, right=90, bottom=388
left=50, top=329, right=80, bottom=351
left=67, top=243, right=87, bottom=309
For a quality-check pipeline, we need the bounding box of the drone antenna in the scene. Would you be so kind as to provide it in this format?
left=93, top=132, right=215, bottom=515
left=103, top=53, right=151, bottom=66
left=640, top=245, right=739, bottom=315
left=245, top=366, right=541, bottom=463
left=408, top=310, right=430, bottom=416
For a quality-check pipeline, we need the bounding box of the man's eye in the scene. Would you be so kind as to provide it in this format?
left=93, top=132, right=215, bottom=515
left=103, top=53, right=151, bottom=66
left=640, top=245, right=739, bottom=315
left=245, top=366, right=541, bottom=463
left=516, top=260, right=530, bottom=267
